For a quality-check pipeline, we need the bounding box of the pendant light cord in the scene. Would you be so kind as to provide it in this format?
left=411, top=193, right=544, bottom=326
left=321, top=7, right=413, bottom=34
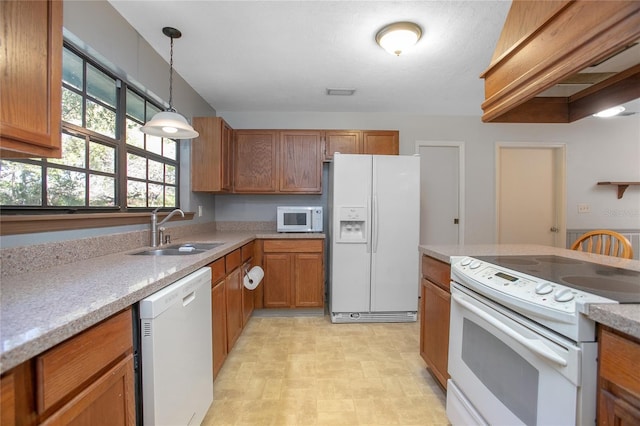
left=168, top=35, right=174, bottom=111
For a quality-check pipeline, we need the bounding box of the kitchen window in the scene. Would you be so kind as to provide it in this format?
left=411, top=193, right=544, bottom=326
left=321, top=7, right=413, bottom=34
left=0, top=44, right=180, bottom=212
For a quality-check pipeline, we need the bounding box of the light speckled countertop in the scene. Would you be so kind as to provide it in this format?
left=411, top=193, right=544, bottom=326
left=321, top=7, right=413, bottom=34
left=0, top=230, right=325, bottom=373
left=419, top=244, right=640, bottom=340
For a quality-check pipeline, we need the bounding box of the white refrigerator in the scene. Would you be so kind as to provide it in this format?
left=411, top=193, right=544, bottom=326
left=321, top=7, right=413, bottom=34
left=329, top=153, right=420, bottom=323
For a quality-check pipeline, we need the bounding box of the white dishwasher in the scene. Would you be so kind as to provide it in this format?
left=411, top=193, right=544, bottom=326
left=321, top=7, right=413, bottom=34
left=140, top=267, right=213, bottom=425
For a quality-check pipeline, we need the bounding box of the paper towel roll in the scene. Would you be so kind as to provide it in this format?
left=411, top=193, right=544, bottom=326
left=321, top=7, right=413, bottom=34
left=243, top=266, right=264, bottom=290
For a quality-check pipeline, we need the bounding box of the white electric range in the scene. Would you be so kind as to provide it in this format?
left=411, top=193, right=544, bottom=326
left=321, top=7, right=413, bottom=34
left=447, top=254, right=640, bottom=426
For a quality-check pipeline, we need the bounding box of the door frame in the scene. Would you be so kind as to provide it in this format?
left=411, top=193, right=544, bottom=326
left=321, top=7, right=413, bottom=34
left=495, top=142, right=567, bottom=247
left=415, top=141, right=465, bottom=245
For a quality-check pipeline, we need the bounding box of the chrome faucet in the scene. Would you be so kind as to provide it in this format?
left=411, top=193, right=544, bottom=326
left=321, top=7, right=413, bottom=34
left=150, top=208, right=184, bottom=247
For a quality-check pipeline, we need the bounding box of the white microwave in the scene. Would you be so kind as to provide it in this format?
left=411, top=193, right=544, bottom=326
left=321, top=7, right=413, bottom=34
left=277, top=206, right=323, bottom=233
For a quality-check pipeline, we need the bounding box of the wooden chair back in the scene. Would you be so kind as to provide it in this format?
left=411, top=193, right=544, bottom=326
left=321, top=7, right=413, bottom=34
left=570, top=230, right=634, bottom=259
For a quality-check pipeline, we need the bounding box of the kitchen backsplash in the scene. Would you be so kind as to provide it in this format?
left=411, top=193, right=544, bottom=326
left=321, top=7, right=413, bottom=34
left=0, top=221, right=276, bottom=278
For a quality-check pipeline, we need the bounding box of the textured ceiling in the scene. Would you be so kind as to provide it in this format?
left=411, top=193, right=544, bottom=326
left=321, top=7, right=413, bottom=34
left=108, top=1, right=512, bottom=115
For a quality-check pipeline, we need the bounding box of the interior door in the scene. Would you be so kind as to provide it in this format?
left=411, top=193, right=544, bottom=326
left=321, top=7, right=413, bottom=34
left=497, top=145, right=566, bottom=247
left=417, top=143, right=463, bottom=245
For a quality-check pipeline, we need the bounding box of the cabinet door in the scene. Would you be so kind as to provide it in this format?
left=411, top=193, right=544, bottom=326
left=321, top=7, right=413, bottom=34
left=323, top=130, right=361, bottom=161
left=0, top=0, right=62, bottom=158
left=0, top=371, right=16, bottom=426
left=598, top=328, right=640, bottom=426
left=263, top=254, right=292, bottom=308
left=421, top=279, right=450, bottom=390
left=242, top=263, right=254, bottom=327
left=40, top=355, right=135, bottom=426
left=191, top=117, right=233, bottom=192
left=234, top=130, right=278, bottom=192
left=211, top=279, right=227, bottom=380
left=294, top=253, right=324, bottom=307
left=279, top=130, right=322, bottom=193
left=362, top=131, right=399, bottom=155
left=599, top=389, right=640, bottom=426
left=225, top=267, right=244, bottom=352
left=221, top=120, right=234, bottom=191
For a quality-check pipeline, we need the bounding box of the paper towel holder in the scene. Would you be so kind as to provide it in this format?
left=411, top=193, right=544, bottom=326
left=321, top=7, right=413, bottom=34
left=244, top=265, right=253, bottom=285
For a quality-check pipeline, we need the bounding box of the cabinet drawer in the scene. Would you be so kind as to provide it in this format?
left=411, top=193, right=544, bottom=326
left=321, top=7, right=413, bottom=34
left=241, top=241, right=255, bottom=262
left=421, top=255, right=450, bottom=290
left=36, top=309, right=133, bottom=413
left=263, top=239, right=323, bottom=253
left=225, top=248, right=242, bottom=271
left=209, top=258, right=226, bottom=283
left=599, top=328, right=640, bottom=396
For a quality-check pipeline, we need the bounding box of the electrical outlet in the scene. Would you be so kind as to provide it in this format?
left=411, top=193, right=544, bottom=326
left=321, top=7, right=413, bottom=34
left=577, top=203, right=591, bottom=214
left=198, top=205, right=203, bottom=217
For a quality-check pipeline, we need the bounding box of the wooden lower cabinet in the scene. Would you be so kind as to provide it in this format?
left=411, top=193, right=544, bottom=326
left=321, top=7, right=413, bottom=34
left=1, top=368, right=19, bottom=426
left=40, top=355, right=134, bottom=426
left=208, top=242, right=256, bottom=380
left=241, top=241, right=255, bottom=326
left=419, top=255, right=451, bottom=390
left=262, top=239, right=324, bottom=308
left=0, top=308, right=135, bottom=426
left=209, top=258, right=228, bottom=380
left=225, top=249, right=244, bottom=352
left=597, top=326, right=640, bottom=425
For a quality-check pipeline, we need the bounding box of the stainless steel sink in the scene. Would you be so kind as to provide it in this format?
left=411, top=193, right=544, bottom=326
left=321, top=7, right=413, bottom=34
left=166, top=242, right=225, bottom=250
left=132, top=248, right=207, bottom=256
left=130, top=242, right=224, bottom=256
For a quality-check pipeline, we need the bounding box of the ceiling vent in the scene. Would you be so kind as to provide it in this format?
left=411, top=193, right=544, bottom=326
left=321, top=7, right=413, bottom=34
left=326, top=88, right=356, bottom=96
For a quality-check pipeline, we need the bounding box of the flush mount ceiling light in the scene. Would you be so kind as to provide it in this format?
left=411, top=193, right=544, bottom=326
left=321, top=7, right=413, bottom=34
left=375, top=21, right=422, bottom=56
left=140, top=27, right=199, bottom=139
left=593, top=105, right=626, bottom=118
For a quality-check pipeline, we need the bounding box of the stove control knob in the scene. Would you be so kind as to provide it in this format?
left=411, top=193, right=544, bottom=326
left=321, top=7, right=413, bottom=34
left=470, top=261, right=482, bottom=269
left=461, top=258, right=473, bottom=267
left=535, top=282, right=553, bottom=295
left=554, top=288, right=575, bottom=302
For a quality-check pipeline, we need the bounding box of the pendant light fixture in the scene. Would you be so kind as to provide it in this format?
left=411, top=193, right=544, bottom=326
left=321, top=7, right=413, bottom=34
left=140, top=27, right=199, bottom=139
left=376, top=22, right=422, bottom=56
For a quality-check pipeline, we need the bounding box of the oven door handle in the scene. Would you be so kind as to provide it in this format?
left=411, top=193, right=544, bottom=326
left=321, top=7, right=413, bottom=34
left=453, top=294, right=568, bottom=367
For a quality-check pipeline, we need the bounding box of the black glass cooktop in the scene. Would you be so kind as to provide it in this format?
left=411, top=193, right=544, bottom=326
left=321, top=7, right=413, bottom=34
left=474, top=255, right=640, bottom=303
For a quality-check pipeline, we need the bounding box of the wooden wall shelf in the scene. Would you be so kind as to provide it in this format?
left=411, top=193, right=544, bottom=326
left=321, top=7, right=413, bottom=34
left=597, top=182, right=640, bottom=199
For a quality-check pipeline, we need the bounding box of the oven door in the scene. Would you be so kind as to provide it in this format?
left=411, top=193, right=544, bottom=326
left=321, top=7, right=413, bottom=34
left=448, top=283, right=582, bottom=426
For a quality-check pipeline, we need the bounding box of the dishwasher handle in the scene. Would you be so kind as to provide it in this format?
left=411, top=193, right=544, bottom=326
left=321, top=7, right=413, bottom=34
left=182, top=291, right=196, bottom=306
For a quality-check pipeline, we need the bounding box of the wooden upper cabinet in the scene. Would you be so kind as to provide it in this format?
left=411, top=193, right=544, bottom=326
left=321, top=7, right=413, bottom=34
left=279, top=130, right=322, bottom=193
left=191, top=117, right=234, bottom=192
left=0, top=0, right=63, bottom=158
left=234, top=130, right=278, bottom=193
left=323, top=130, right=399, bottom=160
left=323, top=130, right=362, bottom=160
left=362, top=131, right=399, bottom=155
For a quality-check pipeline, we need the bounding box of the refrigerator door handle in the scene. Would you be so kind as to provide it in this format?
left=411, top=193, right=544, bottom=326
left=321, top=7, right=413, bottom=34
left=366, top=195, right=372, bottom=254
left=372, top=193, right=379, bottom=253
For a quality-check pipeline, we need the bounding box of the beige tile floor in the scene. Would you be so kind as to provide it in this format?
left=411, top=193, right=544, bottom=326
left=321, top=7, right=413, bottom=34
left=202, top=314, right=449, bottom=426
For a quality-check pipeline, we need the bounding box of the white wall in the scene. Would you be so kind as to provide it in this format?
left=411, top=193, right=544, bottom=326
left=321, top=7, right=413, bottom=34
left=219, top=111, right=640, bottom=244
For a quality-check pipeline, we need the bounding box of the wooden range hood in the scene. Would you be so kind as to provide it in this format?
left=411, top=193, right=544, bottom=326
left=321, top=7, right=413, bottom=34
left=481, top=0, right=640, bottom=123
